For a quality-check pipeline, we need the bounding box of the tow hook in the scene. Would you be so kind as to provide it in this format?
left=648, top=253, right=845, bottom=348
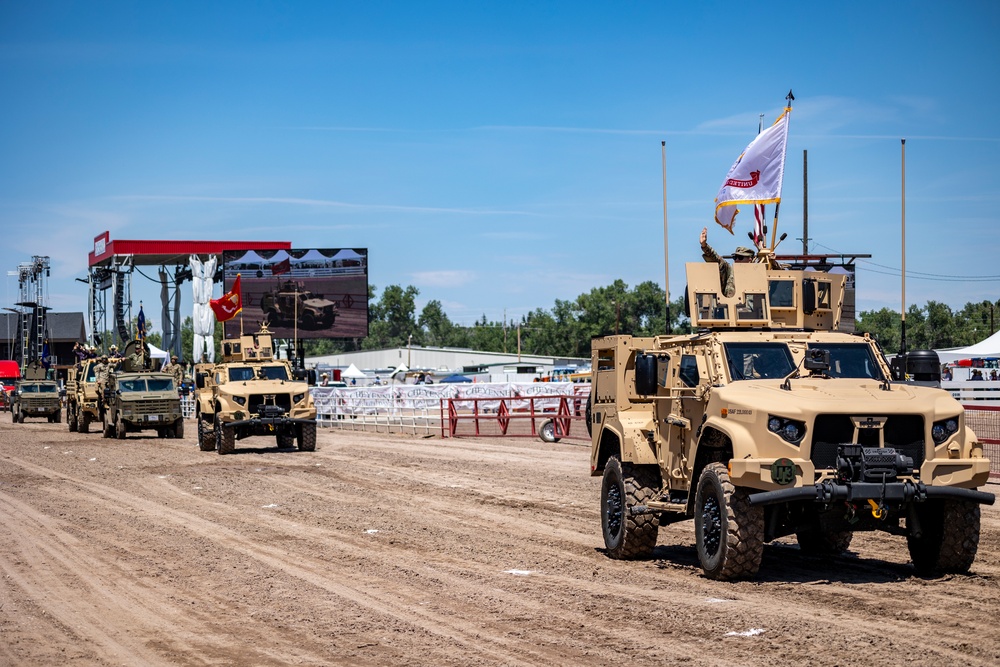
left=867, top=499, right=887, bottom=520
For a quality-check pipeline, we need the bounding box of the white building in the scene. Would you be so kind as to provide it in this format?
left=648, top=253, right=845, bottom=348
left=308, top=345, right=589, bottom=383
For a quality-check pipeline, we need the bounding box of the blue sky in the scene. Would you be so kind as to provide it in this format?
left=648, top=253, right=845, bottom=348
left=2, top=1, right=998, bottom=334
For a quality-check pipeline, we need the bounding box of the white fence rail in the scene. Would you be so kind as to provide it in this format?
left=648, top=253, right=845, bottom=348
left=311, top=382, right=583, bottom=437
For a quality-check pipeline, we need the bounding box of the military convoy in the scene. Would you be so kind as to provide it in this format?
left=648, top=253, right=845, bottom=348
left=100, top=341, right=184, bottom=439
left=10, top=362, right=61, bottom=423
left=66, top=357, right=101, bottom=433
left=194, top=324, right=317, bottom=454
left=260, top=280, right=338, bottom=329
left=589, top=260, right=995, bottom=580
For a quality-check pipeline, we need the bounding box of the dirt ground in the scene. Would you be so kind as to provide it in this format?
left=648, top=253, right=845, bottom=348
left=1, top=417, right=998, bottom=667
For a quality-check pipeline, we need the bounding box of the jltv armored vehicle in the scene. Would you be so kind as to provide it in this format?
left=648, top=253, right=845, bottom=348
left=260, top=279, right=338, bottom=329
left=101, top=341, right=184, bottom=439
left=590, top=260, right=994, bottom=580
left=67, top=357, right=101, bottom=433
left=194, top=324, right=317, bottom=454
left=10, top=362, right=61, bottom=423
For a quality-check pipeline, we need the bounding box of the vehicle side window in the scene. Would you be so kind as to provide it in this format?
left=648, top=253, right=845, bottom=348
left=679, top=355, right=700, bottom=388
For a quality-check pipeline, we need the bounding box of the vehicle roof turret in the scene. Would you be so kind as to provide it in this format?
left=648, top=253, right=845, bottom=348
left=685, top=261, right=847, bottom=331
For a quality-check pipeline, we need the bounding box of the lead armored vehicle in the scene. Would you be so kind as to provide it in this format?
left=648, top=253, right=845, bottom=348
left=11, top=362, right=61, bottom=423
left=194, top=324, right=317, bottom=454
left=101, top=341, right=184, bottom=439
left=590, top=260, right=994, bottom=580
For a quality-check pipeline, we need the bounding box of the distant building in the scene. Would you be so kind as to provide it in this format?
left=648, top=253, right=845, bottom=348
left=0, top=312, right=87, bottom=368
left=309, top=345, right=588, bottom=383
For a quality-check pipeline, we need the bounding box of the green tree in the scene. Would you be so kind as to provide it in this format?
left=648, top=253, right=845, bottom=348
left=364, top=285, right=420, bottom=350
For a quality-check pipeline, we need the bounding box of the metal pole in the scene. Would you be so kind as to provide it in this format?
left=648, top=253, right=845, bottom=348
left=900, top=138, right=907, bottom=358
left=802, top=149, right=809, bottom=255
left=661, top=140, right=670, bottom=333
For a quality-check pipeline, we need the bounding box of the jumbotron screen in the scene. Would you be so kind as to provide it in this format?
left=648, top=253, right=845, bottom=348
left=221, top=248, right=369, bottom=340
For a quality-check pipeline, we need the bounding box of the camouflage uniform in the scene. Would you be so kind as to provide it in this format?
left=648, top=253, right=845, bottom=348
left=169, top=357, right=184, bottom=390
left=701, top=242, right=754, bottom=298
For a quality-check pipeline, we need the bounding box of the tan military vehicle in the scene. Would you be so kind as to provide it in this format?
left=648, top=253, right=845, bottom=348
left=194, top=324, right=317, bottom=454
left=10, top=362, right=61, bottom=423
left=260, top=279, right=338, bottom=329
left=101, top=341, right=184, bottom=439
left=589, top=260, right=994, bottom=580
left=67, top=358, right=101, bottom=433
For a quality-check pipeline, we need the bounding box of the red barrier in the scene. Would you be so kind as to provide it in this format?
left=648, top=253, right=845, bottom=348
left=440, top=395, right=588, bottom=442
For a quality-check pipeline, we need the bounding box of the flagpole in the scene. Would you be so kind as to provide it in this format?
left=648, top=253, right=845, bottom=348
left=661, top=140, right=670, bottom=333
left=770, top=90, right=794, bottom=250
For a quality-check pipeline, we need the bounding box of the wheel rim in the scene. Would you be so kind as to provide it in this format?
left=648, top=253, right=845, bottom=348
left=542, top=423, right=553, bottom=439
left=701, top=493, right=723, bottom=558
left=605, top=481, right=624, bottom=539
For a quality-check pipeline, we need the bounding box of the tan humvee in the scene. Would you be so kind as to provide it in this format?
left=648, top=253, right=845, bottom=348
left=11, top=362, right=61, bottom=424
left=590, top=260, right=994, bottom=580
left=194, top=324, right=317, bottom=454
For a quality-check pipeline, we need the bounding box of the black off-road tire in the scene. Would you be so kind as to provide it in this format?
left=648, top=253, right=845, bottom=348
left=694, top=462, right=764, bottom=580
left=297, top=422, right=317, bottom=452
left=585, top=394, right=593, bottom=438
left=216, top=421, right=235, bottom=455
left=276, top=433, right=295, bottom=449
left=908, top=499, right=981, bottom=575
left=173, top=418, right=184, bottom=439
left=68, top=405, right=78, bottom=432
left=55, top=410, right=61, bottom=424
left=12, top=409, right=19, bottom=423
left=197, top=414, right=216, bottom=451
left=115, top=416, right=127, bottom=440
left=539, top=418, right=560, bottom=443
left=80, top=412, right=91, bottom=434
left=102, top=413, right=113, bottom=438
left=796, top=513, right=854, bottom=556
left=600, top=457, right=660, bottom=559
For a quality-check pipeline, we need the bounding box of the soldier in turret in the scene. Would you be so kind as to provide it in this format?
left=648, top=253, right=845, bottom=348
left=700, top=227, right=754, bottom=298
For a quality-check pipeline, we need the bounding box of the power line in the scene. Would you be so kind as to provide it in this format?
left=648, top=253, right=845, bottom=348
left=813, top=242, right=1000, bottom=282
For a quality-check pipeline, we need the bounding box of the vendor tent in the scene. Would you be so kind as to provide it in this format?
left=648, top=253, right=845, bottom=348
left=341, top=363, right=367, bottom=379
left=439, top=374, right=473, bottom=383
left=935, top=329, right=1000, bottom=363
left=147, top=342, right=170, bottom=367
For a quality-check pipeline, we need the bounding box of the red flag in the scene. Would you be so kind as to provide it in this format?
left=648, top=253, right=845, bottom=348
left=210, top=274, right=243, bottom=322
left=271, top=257, right=291, bottom=276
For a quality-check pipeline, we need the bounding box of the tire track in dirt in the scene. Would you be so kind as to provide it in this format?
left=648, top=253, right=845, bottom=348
left=2, top=454, right=586, bottom=666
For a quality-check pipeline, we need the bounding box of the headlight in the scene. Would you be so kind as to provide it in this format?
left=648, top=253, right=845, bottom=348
left=931, top=417, right=959, bottom=445
left=293, top=393, right=305, bottom=404
left=768, top=415, right=805, bottom=444
left=232, top=396, right=246, bottom=406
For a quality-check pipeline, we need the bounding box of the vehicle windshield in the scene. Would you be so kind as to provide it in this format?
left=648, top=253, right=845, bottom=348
left=20, top=383, right=58, bottom=393
left=146, top=377, right=175, bottom=392
left=259, top=365, right=289, bottom=381
left=228, top=367, right=256, bottom=382
left=723, top=343, right=796, bottom=381
left=119, top=379, right=148, bottom=392
left=85, top=365, right=97, bottom=382
left=806, top=342, right=883, bottom=379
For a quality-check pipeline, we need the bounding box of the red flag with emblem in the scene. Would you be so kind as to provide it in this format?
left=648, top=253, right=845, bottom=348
left=210, top=274, right=242, bottom=322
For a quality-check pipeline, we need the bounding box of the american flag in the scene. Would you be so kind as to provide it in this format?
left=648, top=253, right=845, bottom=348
left=753, top=204, right=765, bottom=247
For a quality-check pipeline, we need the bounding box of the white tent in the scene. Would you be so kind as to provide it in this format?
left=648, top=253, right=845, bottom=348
left=330, top=248, right=364, bottom=261
left=147, top=342, right=170, bottom=367
left=935, top=329, right=1000, bottom=363
left=341, top=363, right=367, bottom=379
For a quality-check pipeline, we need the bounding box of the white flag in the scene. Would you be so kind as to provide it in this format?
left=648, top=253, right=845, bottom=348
left=714, top=107, right=791, bottom=233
